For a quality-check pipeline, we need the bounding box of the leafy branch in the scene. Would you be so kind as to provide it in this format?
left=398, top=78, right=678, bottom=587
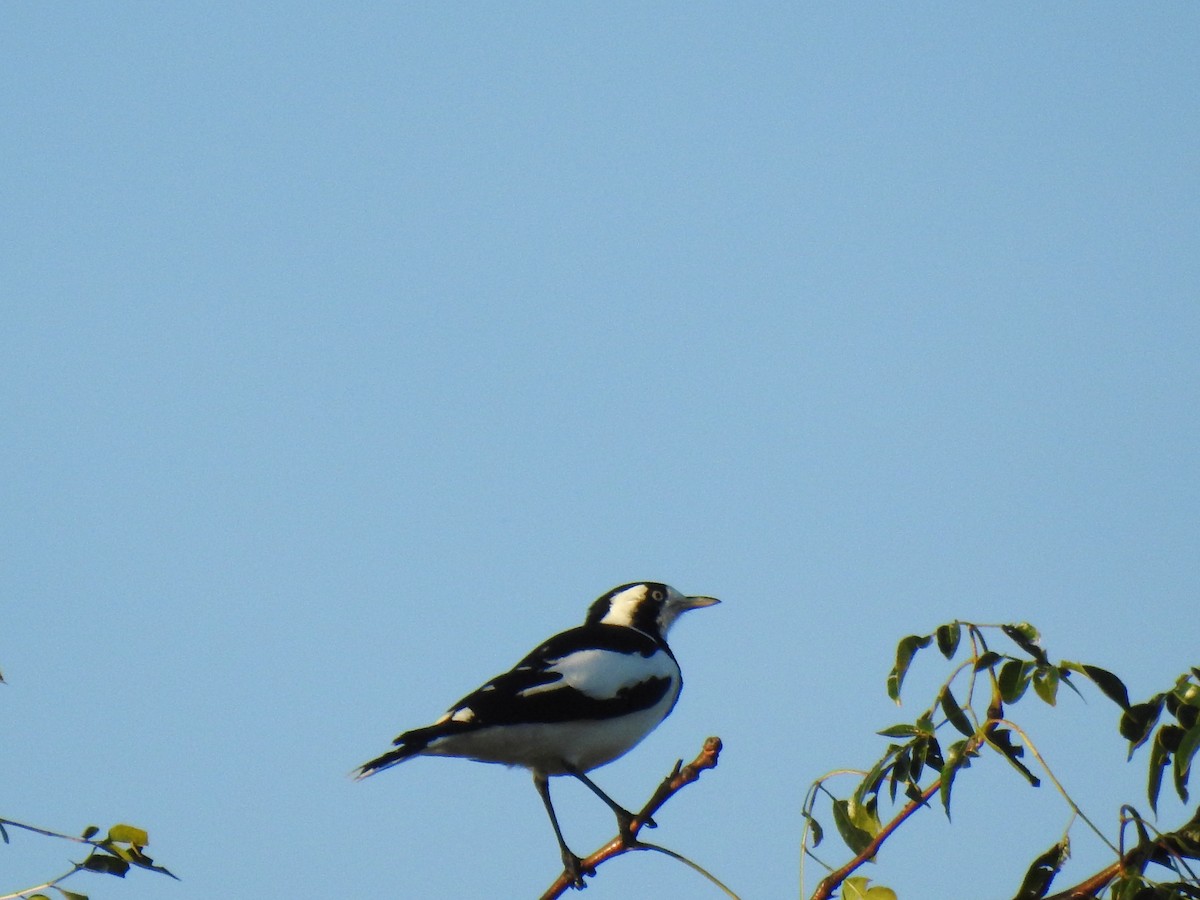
left=800, top=621, right=1200, bottom=900
left=1, top=666, right=176, bottom=899
left=1043, top=805, right=1200, bottom=899
left=0, top=818, right=176, bottom=900
left=539, top=736, right=735, bottom=899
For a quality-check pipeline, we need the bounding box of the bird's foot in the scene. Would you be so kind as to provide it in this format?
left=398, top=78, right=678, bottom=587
left=561, top=849, right=594, bottom=890
left=615, top=808, right=654, bottom=844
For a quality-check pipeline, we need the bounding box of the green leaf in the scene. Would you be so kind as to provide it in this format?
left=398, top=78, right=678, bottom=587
left=999, top=659, right=1034, bottom=704
left=1122, top=696, right=1165, bottom=757
left=856, top=750, right=899, bottom=806
left=832, top=799, right=875, bottom=856
left=936, top=622, right=961, bottom=659
left=1173, top=805, right=1200, bottom=854
left=1032, top=666, right=1060, bottom=706
left=887, top=633, right=932, bottom=704
left=1080, top=664, right=1131, bottom=710
left=924, top=735, right=945, bottom=771
left=1109, top=874, right=1150, bottom=900
left=940, top=686, right=975, bottom=737
left=939, top=739, right=972, bottom=819
left=986, top=727, right=1042, bottom=787
left=81, top=825, right=100, bottom=840
left=847, top=794, right=881, bottom=837
left=107, top=824, right=149, bottom=847
left=998, top=657, right=1036, bottom=710
left=1160, top=724, right=1185, bottom=752
left=802, top=811, right=823, bottom=848
left=907, top=739, right=926, bottom=784
left=877, top=723, right=919, bottom=739
left=1010, top=838, right=1069, bottom=899
left=889, top=748, right=908, bottom=801
left=1172, top=722, right=1200, bottom=803
left=105, top=843, right=134, bottom=862
left=1180, top=703, right=1200, bottom=730
left=54, top=890, right=89, bottom=900
left=1002, top=623, right=1049, bottom=665
left=1148, top=728, right=1171, bottom=813
left=28, top=895, right=52, bottom=900
left=1181, top=677, right=1200, bottom=700
left=974, top=650, right=1003, bottom=672
left=81, top=851, right=130, bottom=877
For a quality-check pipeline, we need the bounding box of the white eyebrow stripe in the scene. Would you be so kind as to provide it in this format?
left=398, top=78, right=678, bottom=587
left=518, top=647, right=678, bottom=700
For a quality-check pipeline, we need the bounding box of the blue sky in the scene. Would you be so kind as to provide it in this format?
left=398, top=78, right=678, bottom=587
left=3, top=4, right=1198, bottom=898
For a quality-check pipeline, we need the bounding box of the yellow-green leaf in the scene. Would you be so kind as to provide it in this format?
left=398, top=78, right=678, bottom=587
left=107, top=824, right=149, bottom=846
left=1032, top=666, right=1059, bottom=706
left=832, top=799, right=875, bottom=856
left=844, top=876, right=899, bottom=900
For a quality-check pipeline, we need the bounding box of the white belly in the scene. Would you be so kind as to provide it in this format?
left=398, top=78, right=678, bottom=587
left=425, top=681, right=681, bottom=774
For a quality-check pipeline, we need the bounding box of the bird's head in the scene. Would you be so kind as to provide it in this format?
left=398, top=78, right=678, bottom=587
left=585, top=582, right=720, bottom=643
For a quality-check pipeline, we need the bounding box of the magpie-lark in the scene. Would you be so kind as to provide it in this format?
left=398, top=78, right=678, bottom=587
left=355, top=581, right=719, bottom=886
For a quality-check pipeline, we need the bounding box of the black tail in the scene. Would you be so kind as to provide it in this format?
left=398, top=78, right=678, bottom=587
left=354, top=745, right=419, bottom=780
left=354, top=724, right=444, bottom=780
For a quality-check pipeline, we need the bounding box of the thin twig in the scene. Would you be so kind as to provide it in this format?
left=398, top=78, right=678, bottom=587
left=635, top=841, right=741, bottom=898
left=539, top=736, right=724, bottom=900
left=0, top=871, right=76, bottom=900
left=996, top=718, right=1120, bottom=856
left=0, top=818, right=91, bottom=844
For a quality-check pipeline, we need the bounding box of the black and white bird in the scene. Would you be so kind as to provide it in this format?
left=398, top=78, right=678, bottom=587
left=355, top=581, right=719, bottom=885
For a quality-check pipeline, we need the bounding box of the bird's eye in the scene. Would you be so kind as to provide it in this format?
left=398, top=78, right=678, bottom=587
left=650, top=589, right=665, bottom=601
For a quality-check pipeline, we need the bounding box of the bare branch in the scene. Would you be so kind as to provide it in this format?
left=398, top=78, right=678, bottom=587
left=539, top=736, right=723, bottom=900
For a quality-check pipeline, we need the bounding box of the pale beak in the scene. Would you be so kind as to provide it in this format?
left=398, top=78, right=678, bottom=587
left=680, top=595, right=720, bottom=612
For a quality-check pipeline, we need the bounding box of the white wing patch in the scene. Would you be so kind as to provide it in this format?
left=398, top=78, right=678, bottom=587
left=517, top=646, right=677, bottom=700
left=434, top=706, right=477, bottom=725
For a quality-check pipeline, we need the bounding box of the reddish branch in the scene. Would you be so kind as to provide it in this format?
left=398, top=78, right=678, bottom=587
left=1043, top=831, right=1198, bottom=900
left=1044, top=863, right=1120, bottom=900
left=808, top=778, right=1197, bottom=900
left=539, top=736, right=723, bottom=900
left=810, top=779, right=942, bottom=900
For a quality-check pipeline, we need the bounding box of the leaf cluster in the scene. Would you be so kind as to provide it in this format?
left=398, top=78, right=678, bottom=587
left=1102, top=805, right=1200, bottom=900
left=801, top=620, right=1199, bottom=900
left=76, top=823, right=175, bottom=883
left=0, top=819, right=176, bottom=900
left=1, top=664, right=176, bottom=899
left=880, top=622, right=1131, bottom=819
left=1119, top=669, right=1200, bottom=814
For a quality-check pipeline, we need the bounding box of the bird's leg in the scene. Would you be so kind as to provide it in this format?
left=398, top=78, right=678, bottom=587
left=566, top=767, right=655, bottom=840
left=533, top=772, right=590, bottom=889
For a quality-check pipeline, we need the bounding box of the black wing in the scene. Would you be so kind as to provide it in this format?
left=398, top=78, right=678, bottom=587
left=451, top=623, right=671, bottom=726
